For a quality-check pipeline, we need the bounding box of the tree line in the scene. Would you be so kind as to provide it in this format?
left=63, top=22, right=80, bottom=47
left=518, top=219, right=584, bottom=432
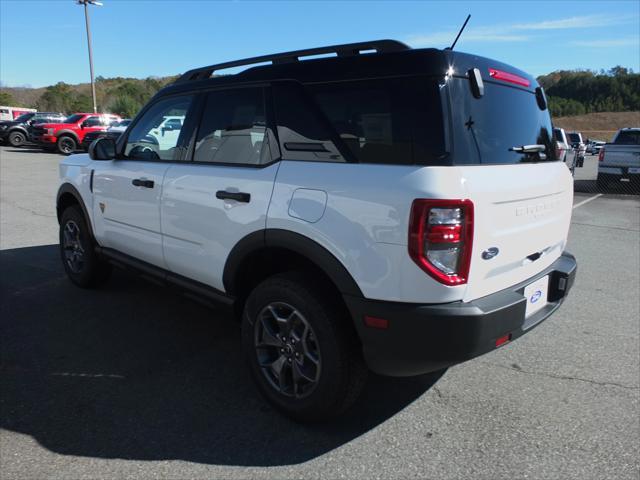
left=0, top=76, right=176, bottom=118
left=538, top=66, right=639, bottom=117
left=2, top=66, right=638, bottom=119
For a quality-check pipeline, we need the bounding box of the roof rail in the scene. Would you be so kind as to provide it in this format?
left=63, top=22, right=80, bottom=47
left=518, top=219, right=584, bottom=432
left=175, top=39, right=410, bottom=83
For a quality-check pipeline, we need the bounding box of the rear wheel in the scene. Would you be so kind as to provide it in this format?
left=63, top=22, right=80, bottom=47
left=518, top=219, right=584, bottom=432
left=59, top=206, right=111, bottom=288
left=242, top=272, right=367, bottom=422
left=8, top=130, right=26, bottom=147
left=57, top=135, right=77, bottom=155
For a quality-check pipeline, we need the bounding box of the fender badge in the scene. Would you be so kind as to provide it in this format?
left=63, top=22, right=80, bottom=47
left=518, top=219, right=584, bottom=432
left=482, top=247, right=499, bottom=260
left=99, top=202, right=105, bottom=213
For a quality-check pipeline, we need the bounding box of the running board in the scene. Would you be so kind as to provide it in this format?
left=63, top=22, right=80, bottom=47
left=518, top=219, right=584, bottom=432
left=95, top=246, right=235, bottom=308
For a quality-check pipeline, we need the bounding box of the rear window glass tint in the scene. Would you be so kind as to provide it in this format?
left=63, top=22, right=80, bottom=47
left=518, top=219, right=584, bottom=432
left=449, top=78, right=556, bottom=164
left=614, top=130, right=640, bottom=145
left=273, top=83, right=346, bottom=162
left=309, top=78, right=446, bottom=165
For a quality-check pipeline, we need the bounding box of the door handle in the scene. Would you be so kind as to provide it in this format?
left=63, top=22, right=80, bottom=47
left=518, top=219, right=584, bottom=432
left=215, top=190, right=251, bottom=203
left=132, top=178, right=154, bottom=188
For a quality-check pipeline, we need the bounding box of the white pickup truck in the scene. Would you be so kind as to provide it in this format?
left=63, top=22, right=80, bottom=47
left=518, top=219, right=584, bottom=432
left=598, top=128, right=640, bottom=191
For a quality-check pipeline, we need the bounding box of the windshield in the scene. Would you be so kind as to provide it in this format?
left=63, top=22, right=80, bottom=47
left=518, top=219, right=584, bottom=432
left=14, top=113, right=35, bottom=123
left=63, top=114, right=84, bottom=124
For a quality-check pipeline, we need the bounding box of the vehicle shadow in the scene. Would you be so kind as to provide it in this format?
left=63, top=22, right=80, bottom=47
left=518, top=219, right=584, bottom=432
left=0, top=244, right=444, bottom=466
left=2, top=147, right=55, bottom=155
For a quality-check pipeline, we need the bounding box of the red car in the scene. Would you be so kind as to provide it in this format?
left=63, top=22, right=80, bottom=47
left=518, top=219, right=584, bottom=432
left=32, top=113, right=121, bottom=154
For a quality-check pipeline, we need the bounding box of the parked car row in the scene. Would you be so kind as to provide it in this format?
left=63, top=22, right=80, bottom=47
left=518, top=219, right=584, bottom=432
left=0, top=111, right=133, bottom=154
left=0, top=111, right=66, bottom=147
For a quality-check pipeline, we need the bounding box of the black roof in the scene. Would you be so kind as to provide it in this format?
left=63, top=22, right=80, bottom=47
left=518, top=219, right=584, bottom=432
left=159, top=39, right=538, bottom=97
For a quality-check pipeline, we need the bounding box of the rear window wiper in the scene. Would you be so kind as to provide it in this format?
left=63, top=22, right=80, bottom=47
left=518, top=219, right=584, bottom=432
left=509, top=144, right=546, bottom=153
left=509, top=144, right=547, bottom=161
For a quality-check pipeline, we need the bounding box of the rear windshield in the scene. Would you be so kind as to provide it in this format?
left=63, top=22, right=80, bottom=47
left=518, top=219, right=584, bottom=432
left=613, top=130, right=640, bottom=145
left=567, top=133, right=581, bottom=143
left=448, top=78, right=556, bottom=164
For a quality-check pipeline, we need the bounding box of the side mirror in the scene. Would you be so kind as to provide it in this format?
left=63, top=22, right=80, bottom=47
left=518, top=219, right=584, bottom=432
left=88, top=137, right=116, bottom=161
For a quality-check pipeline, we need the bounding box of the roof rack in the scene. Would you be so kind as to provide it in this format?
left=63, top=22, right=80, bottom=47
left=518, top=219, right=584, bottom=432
left=175, top=39, right=410, bottom=83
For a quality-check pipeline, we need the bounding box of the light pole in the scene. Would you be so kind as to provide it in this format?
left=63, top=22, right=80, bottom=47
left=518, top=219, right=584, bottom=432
left=77, top=0, right=102, bottom=113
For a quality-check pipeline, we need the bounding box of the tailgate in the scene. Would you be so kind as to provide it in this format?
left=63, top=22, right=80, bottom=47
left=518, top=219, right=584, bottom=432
left=461, top=162, right=573, bottom=302
left=602, top=145, right=640, bottom=168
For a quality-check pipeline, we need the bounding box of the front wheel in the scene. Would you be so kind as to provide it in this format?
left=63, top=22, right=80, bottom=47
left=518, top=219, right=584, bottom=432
left=57, top=135, right=77, bottom=155
left=8, top=130, right=26, bottom=147
left=59, top=206, right=111, bottom=288
left=242, top=272, right=367, bottom=422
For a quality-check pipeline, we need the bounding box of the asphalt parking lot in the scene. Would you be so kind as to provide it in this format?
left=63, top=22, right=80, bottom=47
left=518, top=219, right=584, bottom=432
left=1, top=145, right=638, bottom=479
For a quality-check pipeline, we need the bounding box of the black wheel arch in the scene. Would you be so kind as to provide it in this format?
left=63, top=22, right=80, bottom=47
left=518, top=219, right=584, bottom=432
left=223, top=229, right=364, bottom=300
left=8, top=126, right=28, bottom=136
left=56, top=183, right=95, bottom=239
left=56, top=130, right=80, bottom=143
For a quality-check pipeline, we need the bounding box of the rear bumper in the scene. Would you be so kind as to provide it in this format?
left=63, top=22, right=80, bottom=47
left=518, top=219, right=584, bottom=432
left=344, top=252, right=577, bottom=377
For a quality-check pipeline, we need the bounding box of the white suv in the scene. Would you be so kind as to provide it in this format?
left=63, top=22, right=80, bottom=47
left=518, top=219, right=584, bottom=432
left=57, top=40, right=577, bottom=421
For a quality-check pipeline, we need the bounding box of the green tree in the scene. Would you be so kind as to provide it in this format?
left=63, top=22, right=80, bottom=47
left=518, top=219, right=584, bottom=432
left=109, top=95, right=142, bottom=118
left=0, top=91, right=14, bottom=105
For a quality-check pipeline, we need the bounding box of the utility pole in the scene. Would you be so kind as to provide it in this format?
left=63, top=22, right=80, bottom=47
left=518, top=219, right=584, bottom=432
left=77, top=0, right=102, bottom=113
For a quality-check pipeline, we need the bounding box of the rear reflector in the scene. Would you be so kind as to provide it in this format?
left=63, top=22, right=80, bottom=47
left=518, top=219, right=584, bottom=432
left=488, top=68, right=530, bottom=87
left=599, top=147, right=605, bottom=162
left=364, top=316, right=389, bottom=329
left=495, top=333, right=512, bottom=348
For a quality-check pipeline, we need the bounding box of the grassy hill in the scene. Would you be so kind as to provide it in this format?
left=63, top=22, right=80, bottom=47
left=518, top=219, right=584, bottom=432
left=552, top=111, right=640, bottom=142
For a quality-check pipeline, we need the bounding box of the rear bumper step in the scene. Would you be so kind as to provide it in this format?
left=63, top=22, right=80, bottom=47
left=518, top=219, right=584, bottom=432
left=344, top=252, right=577, bottom=377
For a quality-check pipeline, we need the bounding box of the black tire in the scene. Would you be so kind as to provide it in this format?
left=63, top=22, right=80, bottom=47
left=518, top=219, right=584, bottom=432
left=242, top=272, right=367, bottom=422
left=57, top=135, right=77, bottom=155
left=59, top=205, right=111, bottom=288
left=8, top=130, right=26, bottom=147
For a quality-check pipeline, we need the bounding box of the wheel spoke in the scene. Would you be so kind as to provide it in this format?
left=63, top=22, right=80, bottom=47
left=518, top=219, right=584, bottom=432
left=257, top=321, right=283, bottom=347
left=269, top=355, right=286, bottom=378
left=292, top=359, right=315, bottom=383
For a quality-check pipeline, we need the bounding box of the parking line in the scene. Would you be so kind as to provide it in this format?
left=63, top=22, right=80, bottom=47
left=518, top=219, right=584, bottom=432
left=573, top=193, right=603, bottom=210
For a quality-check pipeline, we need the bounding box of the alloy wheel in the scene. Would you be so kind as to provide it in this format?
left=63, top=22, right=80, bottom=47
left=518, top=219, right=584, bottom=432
left=254, top=302, right=321, bottom=398
left=62, top=220, right=85, bottom=273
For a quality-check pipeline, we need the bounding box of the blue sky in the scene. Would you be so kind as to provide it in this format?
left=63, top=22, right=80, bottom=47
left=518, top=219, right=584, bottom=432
left=1, top=0, right=639, bottom=88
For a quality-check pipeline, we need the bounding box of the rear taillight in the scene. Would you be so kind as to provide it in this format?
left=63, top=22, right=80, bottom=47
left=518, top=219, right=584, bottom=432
left=488, top=68, right=531, bottom=87
left=408, top=199, right=474, bottom=286
left=555, top=142, right=562, bottom=160
left=599, top=147, right=605, bottom=162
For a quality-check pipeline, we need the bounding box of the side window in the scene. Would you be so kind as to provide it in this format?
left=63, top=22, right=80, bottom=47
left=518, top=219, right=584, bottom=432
left=124, top=94, right=194, bottom=161
left=194, top=88, right=270, bottom=165
left=309, top=78, right=445, bottom=165
left=273, top=83, right=346, bottom=162
left=84, top=116, right=102, bottom=127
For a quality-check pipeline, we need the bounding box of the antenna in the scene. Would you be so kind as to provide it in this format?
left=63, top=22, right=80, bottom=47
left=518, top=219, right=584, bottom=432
left=447, top=14, right=471, bottom=51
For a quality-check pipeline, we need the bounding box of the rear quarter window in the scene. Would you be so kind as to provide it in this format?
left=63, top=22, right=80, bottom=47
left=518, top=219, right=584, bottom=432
left=309, top=78, right=446, bottom=165
left=273, top=77, right=446, bottom=165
